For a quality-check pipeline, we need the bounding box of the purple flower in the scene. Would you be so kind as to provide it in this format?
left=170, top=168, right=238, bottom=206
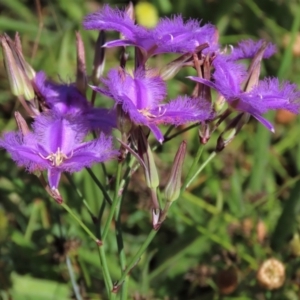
left=0, top=112, right=118, bottom=190
left=83, top=5, right=218, bottom=57
left=188, top=55, right=300, bottom=131
left=229, top=40, right=276, bottom=61
left=34, top=71, right=116, bottom=133
left=93, top=68, right=213, bottom=142
left=150, top=16, right=218, bottom=55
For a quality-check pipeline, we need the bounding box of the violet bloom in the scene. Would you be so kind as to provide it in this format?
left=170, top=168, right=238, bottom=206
left=83, top=5, right=218, bottom=57
left=0, top=112, right=118, bottom=190
left=229, top=40, right=276, bottom=61
left=35, top=72, right=116, bottom=133
left=188, top=55, right=300, bottom=131
left=93, top=68, right=213, bottom=142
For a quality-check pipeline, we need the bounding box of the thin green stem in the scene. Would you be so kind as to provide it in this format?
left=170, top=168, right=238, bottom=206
left=86, top=167, right=113, bottom=205
left=61, top=202, right=100, bottom=243
left=98, top=246, right=114, bottom=299
left=184, top=151, right=217, bottom=189
left=102, top=162, right=123, bottom=241
left=114, top=229, right=158, bottom=289
left=181, top=144, right=204, bottom=191
left=115, top=203, right=128, bottom=300
left=65, top=173, right=96, bottom=219
left=163, top=125, right=175, bottom=139
left=66, top=256, right=82, bottom=300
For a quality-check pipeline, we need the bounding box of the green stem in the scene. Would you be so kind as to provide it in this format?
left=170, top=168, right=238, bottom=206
left=102, top=162, right=123, bottom=241
left=66, top=256, right=82, bottom=300
left=114, top=229, right=158, bottom=289
left=61, top=202, right=100, bottom=244
left=184, top=151, right=217, bottom=189
left=115, top=200, right=128, bottom=300
left=86, top=167, right=113, bottom=205
left=98, top=246, right=115, bottom=299
left=181, top=144, right=204, bottom=191
left=65, top=173, right=96, bottom=219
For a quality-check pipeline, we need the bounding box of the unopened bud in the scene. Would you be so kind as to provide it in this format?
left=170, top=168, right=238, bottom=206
left=164, top=141, right=187, bottom=202
left=117, top=105, right=133, bottom=136
left=289, top=233, right=300, bottom=256
left=1, top=34, right=35, bottom=100
left=14, top=111, right=30, bottom=136
left=216, top=113, right=250, bottom=151
left=92, top=31, right=106, bottom=85
left=160, top=54, right=191, bottom=81
left=257, top=258, right=285, bottom=290
left=125, top=2, right=135, bottom=21
left=75, top=32, right=87, bottom=95
left=135, top=128, right=159, bottom=189
left=199, top=123, right=211, bottom=144
left=243, top=42, right=267, bottom=92
left=214, top=94, right=226, bottom=112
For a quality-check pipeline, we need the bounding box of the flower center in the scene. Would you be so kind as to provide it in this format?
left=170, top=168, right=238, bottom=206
left=39, top=147, right=73, bottom=167
left=138, top=106, right=166, bottom=119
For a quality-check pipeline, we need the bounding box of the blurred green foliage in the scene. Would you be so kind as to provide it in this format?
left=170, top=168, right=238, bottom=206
left=1, top=0, right=300, bottom=299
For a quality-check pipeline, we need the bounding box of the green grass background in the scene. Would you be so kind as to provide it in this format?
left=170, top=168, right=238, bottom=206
left=1, top=0, right=300, bottom=299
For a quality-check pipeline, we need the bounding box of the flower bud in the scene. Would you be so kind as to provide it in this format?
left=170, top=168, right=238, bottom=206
left=243, top=41, right=267, bottom=92
left=134, top=128, right=159, bottom=189
left=257, top=258, right=285, bottom=290
left=160, top=53, right=191, bottom=81
left=116, top=105, right=133, bottom=137
left=1, top=34, right=35, bottom=100
left=75, top=32, right=87, bottom=95
left=161, top=44, right=209, bottom=81
left=216, top=113, right=250, bottom=151
left=14, top=111, right=30, bottom=136
left=92, top=31, right=106, bottom=85
left=125, top=2, right=135, bottom=22
left=214, top=94, right=226, bottom=113
left=164, top=141, right=187, bottom=202
left=289, top=233, right=300, bottom=256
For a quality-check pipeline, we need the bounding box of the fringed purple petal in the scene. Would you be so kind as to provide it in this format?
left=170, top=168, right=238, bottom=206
left=250, top=111, right=275, bottom=132
left=247, top=78, right=300, bottom=113
left=62, top=134, right=118, bottom=172
left=188, top=56, right=247, bottom=99
left=152, top=16, right=218, bottom=54
left=34, top=71, right=89, bottom=115
left=87, top=108, right=117, bottom=133
left=0, top=132, right=49, bottom=171
left=83, top=5, right=142, bottom=40
left=94, top=69, right=167, bottom=126
left=230, top=39, right=277, bottom=60
left=212, top=56, right=247, bottom=96
left=147, top=124, right=164, bottom=143
left=103, top=39, right=137, bottom=48
left=151, top=96, right=213, bottom=125
left=187, top=76, right=220, bottom=92
left=32, top=113, right=88, bottom=154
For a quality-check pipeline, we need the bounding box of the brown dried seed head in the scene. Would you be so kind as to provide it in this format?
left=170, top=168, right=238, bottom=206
left=257, top=258, right=285, bottom=290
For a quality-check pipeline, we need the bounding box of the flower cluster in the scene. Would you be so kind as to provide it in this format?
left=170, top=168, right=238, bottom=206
left=1, top=4, right=300, bottom=203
